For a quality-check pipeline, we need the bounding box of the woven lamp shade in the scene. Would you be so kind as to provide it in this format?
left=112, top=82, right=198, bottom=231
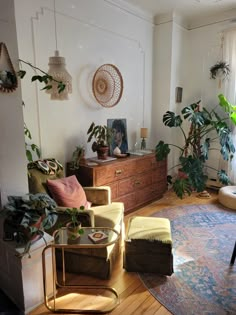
left=92, top=64, right=123, bottom=108
left=46, top=50, right=72, bottom=100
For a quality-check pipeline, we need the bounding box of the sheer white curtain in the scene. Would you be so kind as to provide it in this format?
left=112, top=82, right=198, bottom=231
left=223, top=28, right=236, bottom=183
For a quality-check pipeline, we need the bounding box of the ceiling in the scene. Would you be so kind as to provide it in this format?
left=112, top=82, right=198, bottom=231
left=121, top=0, right=236, bottom=27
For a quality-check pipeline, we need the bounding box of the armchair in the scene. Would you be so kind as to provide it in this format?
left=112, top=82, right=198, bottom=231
left=27, top=162, right=124, bottom=279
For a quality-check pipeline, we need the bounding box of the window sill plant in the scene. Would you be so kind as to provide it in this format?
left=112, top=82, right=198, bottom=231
left=155, top=94, right=236, bottom=199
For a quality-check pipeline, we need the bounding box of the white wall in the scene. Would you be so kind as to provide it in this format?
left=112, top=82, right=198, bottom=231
left=0, top=0, right=28, bottom=207
left=153, top=16, right=235, bottom=178
left=14, top=0, right=154, bottom=165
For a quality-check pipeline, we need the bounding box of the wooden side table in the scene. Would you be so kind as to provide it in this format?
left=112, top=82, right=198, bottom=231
left=42, top=227, right=119, bottom=313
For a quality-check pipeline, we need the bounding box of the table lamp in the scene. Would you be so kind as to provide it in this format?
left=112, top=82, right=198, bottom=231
left=140, top=128, right=148, bottom=150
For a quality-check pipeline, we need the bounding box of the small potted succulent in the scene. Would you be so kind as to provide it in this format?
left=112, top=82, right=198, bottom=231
left=70, top=145, right=85, bottom=169
left=65, top=207, right=85, bottom=240
left=87, top=122, right=112, bottom=159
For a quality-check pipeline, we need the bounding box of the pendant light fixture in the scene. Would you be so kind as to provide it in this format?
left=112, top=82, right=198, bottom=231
left=46, top=0, right=72, bottom=100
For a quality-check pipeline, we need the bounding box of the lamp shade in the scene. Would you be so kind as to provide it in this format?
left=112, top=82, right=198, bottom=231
left=46, top=50, right=72, bottom=100
left=140, top=128, right=148, bottom=138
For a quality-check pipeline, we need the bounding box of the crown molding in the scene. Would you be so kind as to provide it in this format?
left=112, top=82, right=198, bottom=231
left=154, top=7, right=236, bottom=31
left=188, top=8, right=236, bottom=30
left=104, top=0, right=154, bottom=24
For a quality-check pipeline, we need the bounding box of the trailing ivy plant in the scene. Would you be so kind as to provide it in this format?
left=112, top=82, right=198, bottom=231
left=24, top=122, right=41, bottom=162
left=18, top=58, right=67, bottom=162
left=18, top=59, right=66, bottom=93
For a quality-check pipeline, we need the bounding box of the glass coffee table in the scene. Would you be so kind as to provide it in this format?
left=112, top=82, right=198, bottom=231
left=42, top=227, right=119, bottom=313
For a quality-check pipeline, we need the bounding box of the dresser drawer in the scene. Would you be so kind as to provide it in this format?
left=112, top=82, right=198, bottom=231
left=152, top=165, right=167, bottom=183
left=66, top=154, right=167, bottom=214
left=94, top=160, right=136, bottom=185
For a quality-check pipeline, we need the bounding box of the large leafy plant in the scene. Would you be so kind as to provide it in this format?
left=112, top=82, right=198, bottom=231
left=156, top=94, right=236, bottom=199
left=87, top=122, right=112, bottom=152
left=2, top=193, right=58, bottom=257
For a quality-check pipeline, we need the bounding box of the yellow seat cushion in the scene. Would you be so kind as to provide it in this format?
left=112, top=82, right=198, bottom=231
left=126, top=216, right=172, bottom=244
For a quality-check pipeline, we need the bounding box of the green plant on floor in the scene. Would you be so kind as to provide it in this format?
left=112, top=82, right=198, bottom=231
left=155, top=94, right=236, bottom=199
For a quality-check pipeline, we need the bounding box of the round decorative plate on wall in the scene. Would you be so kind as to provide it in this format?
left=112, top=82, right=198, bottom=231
left=92, top=64, right=123, bottom=108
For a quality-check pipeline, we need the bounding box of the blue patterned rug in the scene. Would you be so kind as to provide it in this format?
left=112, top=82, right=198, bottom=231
left=138, top=203, right=236, bottom=315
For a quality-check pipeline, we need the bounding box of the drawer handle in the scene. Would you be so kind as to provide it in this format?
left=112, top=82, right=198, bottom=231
left=115, top=169, right=122, bottom=175
left=135, top=181, right=141, bottom=185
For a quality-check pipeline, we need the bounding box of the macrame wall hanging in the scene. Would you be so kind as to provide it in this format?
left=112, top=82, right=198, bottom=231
left=92, top=64, right=123, bottom=108
left=209, top=35, right=230, bottom=89
left=0, top=42, right=18, bottom=93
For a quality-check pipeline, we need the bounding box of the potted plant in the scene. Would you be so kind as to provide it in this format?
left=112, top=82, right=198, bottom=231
left=70, top=145, right=85, bottom=169
left=87, top=122, right=112, bottom=159
left=210, top=61, right=230, bottom=80
left=2, top=193, right=58, bottom=257
left=155, top=94, right=236, bottom=199
left=65, top=207, right=85, bottom=240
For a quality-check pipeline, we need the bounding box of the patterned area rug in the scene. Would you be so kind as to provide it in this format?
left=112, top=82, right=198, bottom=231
left=138, top=203, right=236, bottom=315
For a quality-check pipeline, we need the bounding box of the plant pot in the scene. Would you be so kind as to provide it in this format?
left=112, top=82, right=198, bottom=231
left=66, top=221, right=82, bottom=240
left=97, top=146, right=109, bottom=160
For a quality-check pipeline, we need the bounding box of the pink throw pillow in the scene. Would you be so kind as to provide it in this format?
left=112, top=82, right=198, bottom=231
left=47, top=175, right=91, bottom=209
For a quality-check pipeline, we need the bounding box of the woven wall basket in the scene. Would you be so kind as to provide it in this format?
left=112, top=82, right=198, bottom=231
left=92, top=64, right=123, bottom=108
left=0, top=42, right=18, bottom=93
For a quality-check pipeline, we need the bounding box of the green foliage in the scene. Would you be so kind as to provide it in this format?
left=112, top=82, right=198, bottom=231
left=87, top=122, right=112, bottom=151
left=71, top=145, right=85, bottom=169
left=18, top=59, right=66, bottom=93
left=155, top=94, right=236, bottom=199
left=65, top=207, right=85, bottom=236
left=210, top=61, right=230, bottom=80
left=24, top=123, right=41, bottom=162
left=2, top=193, right=58, bottom=257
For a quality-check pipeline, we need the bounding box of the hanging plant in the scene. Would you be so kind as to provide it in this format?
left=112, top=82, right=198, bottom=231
left=18, top=59, right=66, bottom=93
left=210, top=61, right=230, bottom=80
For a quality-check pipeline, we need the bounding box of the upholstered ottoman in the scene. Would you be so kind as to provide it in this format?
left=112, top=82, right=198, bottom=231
left=219, top=186, right=236, bottom=210
left=123, top=216, right=173, bottom=275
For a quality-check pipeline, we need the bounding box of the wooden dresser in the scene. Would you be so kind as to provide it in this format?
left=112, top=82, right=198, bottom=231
left=66, top=153, right=167, bottom=214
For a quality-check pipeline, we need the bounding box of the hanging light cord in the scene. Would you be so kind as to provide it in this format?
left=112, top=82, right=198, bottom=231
left=53, top=0, right=58, bottom=51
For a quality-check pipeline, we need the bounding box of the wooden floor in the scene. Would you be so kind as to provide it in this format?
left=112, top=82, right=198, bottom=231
left=29, top=189, right=218, bottom=315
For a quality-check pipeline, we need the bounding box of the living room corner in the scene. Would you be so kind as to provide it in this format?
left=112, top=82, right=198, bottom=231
left=0, top=0, right=236, bottom=314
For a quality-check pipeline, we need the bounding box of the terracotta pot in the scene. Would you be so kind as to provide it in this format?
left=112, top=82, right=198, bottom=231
left=97, top=146, right=109, bottom=160
left=66, top=221, right=82, bottom=240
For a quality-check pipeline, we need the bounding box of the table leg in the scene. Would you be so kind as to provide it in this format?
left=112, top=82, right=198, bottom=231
left=230, top=241, right=236, bottom=265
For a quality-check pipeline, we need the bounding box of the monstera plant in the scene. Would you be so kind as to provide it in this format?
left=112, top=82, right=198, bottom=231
left=155, top=94, right=236, bottom=199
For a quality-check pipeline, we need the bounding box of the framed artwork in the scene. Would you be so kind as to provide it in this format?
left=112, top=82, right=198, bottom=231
left=107, top=119, right=128, bottom=155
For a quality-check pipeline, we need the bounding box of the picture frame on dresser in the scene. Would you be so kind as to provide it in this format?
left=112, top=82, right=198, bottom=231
left=107, top=118, right=128, bottom=155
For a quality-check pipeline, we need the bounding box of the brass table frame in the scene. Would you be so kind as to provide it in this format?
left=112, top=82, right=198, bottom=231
left=42, top=227, right=119, bottom=313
